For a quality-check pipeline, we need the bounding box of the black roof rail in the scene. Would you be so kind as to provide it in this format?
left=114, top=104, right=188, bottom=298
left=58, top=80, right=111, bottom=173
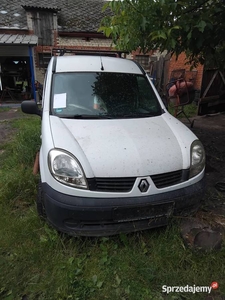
left=52, top=48, right=129, bottom=58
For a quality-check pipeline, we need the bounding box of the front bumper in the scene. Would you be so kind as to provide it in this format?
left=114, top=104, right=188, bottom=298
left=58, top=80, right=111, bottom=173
left=42, top=177, right=205, bottom=236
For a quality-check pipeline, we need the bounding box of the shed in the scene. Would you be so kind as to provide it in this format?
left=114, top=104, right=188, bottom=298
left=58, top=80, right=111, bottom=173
left=0, top=33, right=38, bottom=102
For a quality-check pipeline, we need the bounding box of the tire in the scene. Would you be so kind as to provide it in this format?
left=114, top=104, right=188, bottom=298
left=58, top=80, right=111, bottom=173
left=36, top=179, right=46, bottom=219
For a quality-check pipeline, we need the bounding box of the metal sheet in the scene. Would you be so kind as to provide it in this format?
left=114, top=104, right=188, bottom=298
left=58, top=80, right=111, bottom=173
left=0, top=34, right=38, bottom=45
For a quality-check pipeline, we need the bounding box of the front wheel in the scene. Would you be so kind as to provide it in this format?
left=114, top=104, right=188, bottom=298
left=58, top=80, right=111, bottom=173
left=36, top=179, right=46, bottom=219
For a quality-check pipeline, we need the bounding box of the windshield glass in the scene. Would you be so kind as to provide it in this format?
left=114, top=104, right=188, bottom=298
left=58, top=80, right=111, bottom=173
left=51, top=72, right=162, bottom=118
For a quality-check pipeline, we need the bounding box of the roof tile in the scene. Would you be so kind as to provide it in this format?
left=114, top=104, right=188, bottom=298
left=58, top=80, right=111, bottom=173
left=0, top=0, right=110, bottom=32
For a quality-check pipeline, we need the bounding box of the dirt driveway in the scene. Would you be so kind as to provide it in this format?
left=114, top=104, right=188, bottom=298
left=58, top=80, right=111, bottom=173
left=191, top=113, right=225, bottom=190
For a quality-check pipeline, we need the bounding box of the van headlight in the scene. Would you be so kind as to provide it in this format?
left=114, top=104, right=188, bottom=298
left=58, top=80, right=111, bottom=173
left=190, top=140, right=205, bottom=178
left=48, top=149, right=88, bottom=189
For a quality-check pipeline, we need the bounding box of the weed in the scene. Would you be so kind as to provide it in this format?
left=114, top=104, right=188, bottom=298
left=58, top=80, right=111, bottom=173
left=168, top=102, right=198, bottom=119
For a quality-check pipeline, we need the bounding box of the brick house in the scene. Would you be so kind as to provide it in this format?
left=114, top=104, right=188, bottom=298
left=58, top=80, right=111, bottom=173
left=168, top=52, right=204, bottom=91
left=0, top=0, right=204, bottom=103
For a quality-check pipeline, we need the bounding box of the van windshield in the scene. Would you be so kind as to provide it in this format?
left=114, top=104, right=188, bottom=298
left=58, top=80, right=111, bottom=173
left=51, top=72, right=163, bottom=118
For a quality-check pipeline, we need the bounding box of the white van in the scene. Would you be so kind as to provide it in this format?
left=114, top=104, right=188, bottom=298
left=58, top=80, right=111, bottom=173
left=21, top=54, right=205, bottom=236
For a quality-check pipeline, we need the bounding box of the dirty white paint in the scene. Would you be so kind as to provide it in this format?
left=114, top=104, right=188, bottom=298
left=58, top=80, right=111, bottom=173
left=56, top=117, right=184, bottom=177
left=39, top=55, right=204, bottom=199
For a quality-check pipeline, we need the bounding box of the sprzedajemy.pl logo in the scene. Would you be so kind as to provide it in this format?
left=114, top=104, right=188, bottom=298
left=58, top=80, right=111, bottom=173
left=162, top=282, right=219, bottom=294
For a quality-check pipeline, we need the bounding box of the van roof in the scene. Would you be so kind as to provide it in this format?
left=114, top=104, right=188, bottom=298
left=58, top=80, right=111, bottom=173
left=54, top=55, right=144, bottom=74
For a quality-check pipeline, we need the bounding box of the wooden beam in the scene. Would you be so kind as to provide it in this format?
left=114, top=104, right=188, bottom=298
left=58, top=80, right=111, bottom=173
left=219, top=71, right=225, bottom=85
left=202, top=70, right=218, bottom=98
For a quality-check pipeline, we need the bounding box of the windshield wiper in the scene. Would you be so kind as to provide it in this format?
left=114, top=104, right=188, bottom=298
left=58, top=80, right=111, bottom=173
left=56, top=113, right=158, bottom=119
left=112, top=113, right=156, bottom=118
left=60, top=114, right=113, bottom=119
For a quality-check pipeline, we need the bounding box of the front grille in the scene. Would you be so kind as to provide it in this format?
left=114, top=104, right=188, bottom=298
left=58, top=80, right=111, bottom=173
left=87, top=177, right=136, bottom=192
left=151, top=170, right=184, bottom=188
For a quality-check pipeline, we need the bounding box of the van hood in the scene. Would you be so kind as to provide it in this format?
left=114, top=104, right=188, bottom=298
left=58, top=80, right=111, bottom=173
left=49, top=115, right=194, bottom=178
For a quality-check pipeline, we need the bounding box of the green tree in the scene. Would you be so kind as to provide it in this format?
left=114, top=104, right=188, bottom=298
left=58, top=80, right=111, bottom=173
left=100, top=0, right=225, bottom=68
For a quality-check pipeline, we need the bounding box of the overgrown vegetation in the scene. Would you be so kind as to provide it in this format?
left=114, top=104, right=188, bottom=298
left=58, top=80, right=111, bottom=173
left=0, top=117, right=224, bottom=300
left=100, top=0, right=225, bottom=69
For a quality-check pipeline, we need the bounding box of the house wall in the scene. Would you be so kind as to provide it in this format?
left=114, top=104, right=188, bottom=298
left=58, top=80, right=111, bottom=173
left=168, top=52, right=204, bottom=91
left=35, top=46, right=205, bottom=93
left=34, top=46, right=51, bottom=83
left=34, top=37, right=115, bottom=83
left=130, top=50, right=204, bottom=94
left=57, top=36, right=113, bottom=48
left=36, top=67, right=46, bottom=84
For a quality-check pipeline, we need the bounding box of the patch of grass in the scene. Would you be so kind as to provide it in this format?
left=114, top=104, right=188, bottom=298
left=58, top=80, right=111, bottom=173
left=0, top=117, right=224, bottom=300
left=0, top=117, right=41, bottom=205
left=0, top=107, right=11, bottom=113
left=168, top=102, right=198, bottom=119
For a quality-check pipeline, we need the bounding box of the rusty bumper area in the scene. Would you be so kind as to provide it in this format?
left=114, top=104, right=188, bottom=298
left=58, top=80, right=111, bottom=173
left=41, top=178, right=205, bottom=237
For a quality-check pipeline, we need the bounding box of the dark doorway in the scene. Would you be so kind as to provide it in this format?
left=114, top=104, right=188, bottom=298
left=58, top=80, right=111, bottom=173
left=0, top=57, right=31, bottom=102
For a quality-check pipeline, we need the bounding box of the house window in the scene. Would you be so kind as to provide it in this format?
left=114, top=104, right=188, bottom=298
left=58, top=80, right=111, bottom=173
left=135, top=55, right=150, bottom=70
left=38, top=53, right=51, bottom=68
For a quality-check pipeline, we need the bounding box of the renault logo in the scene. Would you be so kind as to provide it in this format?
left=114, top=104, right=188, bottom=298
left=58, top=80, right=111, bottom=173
left=138, top=179, right=149, bottom=193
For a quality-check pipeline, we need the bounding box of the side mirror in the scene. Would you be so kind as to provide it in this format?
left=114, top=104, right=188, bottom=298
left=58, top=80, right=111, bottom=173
left=21, top=100, right=42, bottom=117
